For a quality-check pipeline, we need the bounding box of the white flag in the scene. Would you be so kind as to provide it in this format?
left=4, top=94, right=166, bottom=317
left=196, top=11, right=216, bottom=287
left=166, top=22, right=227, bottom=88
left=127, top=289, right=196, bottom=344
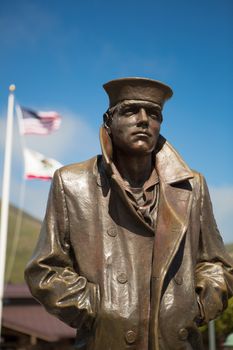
left=24, top=148, right=63, bottom=180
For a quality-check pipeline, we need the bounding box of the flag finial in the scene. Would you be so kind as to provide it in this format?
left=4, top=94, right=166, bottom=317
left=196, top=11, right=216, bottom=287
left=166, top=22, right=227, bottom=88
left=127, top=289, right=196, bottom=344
left=9, top=84, right=16, bottom=92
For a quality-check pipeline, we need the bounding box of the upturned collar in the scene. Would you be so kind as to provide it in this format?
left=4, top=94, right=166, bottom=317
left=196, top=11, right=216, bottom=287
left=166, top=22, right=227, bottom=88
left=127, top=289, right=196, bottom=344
left=99, top=126, right=193, bottom=185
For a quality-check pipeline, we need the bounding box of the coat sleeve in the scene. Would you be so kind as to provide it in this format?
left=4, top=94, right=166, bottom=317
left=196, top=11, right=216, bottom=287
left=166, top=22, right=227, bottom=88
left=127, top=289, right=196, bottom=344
left=194, top=174, right=233, bottom=324
left=24, top=169, right=100, bottom=330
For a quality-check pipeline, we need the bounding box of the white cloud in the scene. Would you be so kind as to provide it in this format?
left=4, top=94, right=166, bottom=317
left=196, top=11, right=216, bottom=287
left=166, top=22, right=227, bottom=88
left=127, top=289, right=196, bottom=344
left=23, top=110, right=100, bottom=164
left=209, top=186, right=233, bottom=244
left=0, top=109, right=100, bottom=221
left=0, top=109, right=100, bottom=165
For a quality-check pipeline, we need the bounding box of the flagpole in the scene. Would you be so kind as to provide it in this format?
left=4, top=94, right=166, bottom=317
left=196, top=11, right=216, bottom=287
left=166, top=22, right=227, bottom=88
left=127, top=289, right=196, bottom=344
left=4, top=104, right=28, bottom=283
left=0, top=84, right=16, bottom=342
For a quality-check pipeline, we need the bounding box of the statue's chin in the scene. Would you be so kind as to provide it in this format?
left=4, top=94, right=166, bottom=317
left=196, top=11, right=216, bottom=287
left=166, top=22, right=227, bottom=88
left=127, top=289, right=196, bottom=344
left=116, top=145, right=155, bottom=157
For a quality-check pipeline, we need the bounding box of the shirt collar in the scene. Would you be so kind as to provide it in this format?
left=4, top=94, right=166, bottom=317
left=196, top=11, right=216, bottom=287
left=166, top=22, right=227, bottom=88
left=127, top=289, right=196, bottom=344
left=111, top=162, right=159, bottom=193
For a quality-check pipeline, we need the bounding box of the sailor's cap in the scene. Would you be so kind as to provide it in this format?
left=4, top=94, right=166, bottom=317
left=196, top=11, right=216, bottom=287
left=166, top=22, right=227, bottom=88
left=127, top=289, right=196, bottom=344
left=103, top=77, right=173, bottom=109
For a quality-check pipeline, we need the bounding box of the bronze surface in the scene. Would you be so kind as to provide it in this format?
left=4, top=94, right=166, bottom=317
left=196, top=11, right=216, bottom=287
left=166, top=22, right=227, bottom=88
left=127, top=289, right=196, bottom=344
left=25, top=77, right=233, bottom=350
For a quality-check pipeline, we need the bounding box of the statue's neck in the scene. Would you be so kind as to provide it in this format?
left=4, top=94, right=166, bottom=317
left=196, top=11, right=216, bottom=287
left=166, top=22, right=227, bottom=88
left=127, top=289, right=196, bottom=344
left=113, top=150, right=153, bottom=188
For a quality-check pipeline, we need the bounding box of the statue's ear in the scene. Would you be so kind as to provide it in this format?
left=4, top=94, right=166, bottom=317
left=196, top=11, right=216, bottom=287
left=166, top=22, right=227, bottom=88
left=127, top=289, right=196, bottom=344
left=103, top=112, right=112, bottom=134
left=100, top=125, right=113, bottom=163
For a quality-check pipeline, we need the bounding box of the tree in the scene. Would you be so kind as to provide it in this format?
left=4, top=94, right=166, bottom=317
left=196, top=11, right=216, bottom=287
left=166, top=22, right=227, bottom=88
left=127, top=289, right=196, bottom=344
left=215, top=297, right=233, bottom=337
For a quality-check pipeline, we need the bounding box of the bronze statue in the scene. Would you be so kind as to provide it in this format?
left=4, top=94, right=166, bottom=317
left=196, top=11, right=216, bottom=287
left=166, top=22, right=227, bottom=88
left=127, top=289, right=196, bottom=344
left=25, top=77, right=233, bottom=350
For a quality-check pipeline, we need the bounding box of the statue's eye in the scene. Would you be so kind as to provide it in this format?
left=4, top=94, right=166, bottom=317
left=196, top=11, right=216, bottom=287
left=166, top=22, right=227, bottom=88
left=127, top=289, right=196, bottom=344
left=121, top=106, right=138, bottom=116
left=147, top=108, right=162, bottom=121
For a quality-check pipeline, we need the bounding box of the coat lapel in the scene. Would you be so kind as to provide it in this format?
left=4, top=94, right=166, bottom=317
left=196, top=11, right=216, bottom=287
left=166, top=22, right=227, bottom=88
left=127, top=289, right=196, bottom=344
left=152, top=135, right=194, bottom=280
left=152, top=179, right=193, bottom=279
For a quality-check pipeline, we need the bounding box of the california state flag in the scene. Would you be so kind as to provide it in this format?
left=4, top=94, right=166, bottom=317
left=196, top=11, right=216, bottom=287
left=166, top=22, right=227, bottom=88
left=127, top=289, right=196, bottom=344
left=24, top=148, right=63, bottom=180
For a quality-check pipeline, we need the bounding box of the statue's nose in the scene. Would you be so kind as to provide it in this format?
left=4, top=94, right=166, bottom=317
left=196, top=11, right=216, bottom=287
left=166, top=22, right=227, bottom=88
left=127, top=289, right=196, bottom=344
left=137, top=108, right=149, bottom=124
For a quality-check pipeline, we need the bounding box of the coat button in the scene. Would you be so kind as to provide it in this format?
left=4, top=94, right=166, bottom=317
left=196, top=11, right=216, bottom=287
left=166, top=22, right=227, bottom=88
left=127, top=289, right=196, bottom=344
left=107, top=227, right=117, bottom=237
left=117, top=273, right=127, bottom=284
left=174, top=276, right=183, bottom=285
left=125, top=330, right=136, bottom=344
left=178, top=328, right=189, bottom=340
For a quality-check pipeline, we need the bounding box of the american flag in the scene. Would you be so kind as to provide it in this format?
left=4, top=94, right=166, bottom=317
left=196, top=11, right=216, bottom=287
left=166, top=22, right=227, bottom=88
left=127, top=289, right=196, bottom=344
left=17, top=106, right=61, bottom=135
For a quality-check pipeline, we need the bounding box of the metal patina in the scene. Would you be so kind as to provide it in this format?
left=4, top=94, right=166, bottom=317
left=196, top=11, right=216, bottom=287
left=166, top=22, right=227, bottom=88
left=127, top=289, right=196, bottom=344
left=25, top=77, right=233, bottom=350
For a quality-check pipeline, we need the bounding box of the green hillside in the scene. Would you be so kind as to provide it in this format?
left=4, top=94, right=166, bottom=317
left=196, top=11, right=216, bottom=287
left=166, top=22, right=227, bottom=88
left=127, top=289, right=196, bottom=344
left=4, top=203, right=41, bottom=284
left=2, top=203, right=233, bottom=284
left=226, top=243, right=233, bottom=257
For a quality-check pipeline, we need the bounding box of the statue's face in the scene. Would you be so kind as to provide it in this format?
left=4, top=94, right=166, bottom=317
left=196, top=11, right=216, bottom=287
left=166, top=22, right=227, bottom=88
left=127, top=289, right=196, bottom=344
left=109, top=100, right=162, bottom=156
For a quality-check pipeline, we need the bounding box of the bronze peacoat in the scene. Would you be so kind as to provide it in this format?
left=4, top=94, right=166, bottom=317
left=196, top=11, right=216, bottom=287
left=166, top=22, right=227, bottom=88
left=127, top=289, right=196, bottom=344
left=25, top=132, right=233, bottom=350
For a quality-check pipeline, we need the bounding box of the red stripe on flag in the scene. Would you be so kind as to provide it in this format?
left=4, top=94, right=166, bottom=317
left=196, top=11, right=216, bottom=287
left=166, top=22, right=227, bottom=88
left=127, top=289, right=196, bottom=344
left=25, top=174, right=52, bottom=180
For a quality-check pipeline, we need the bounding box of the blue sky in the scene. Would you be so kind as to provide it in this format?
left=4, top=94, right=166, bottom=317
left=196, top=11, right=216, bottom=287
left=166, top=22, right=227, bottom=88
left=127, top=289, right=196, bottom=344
left=0, top=0, right=232, bottom=242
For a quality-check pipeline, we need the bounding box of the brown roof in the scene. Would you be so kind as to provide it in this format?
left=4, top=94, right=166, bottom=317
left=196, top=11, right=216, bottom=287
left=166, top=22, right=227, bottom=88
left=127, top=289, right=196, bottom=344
left=4, top=283, right=32, bottom=299
left=3, top=284, right=76, bottom=342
